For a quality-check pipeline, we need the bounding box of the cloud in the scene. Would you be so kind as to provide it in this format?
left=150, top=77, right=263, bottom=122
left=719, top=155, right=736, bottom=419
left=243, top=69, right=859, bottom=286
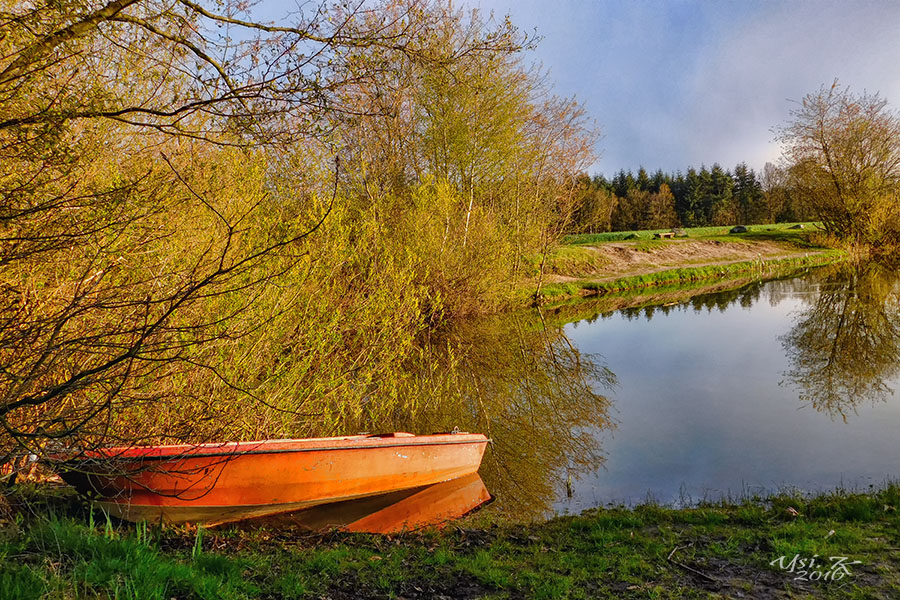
left=469, top=0, right=900, bottom=175
left=680, top=1, right=900, bottom=171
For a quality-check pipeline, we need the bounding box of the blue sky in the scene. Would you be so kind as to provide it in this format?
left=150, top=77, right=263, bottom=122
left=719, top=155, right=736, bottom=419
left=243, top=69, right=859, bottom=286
left=468, top=0, right=900, bottom=177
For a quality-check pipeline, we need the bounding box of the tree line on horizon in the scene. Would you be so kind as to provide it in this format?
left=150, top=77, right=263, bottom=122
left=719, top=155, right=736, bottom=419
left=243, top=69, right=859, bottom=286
left=573, top=81, right=900, bottom=241
left=569, top=162, right=814, bottom=233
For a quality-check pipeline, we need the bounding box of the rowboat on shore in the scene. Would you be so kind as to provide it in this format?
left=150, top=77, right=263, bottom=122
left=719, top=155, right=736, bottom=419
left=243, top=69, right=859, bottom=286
left=55, top=432, right=489, bottom=526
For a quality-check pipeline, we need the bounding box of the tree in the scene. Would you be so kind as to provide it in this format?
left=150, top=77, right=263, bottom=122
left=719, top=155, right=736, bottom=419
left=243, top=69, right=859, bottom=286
left=635, top=167, right=650, bottom=191
left=733, top=162, right=765, bottom=224
left=570, top=174, right=616, bottom=233
left=329, top=3, right=596, bottom=312
left=611, top=170, right=635, bottom=199
left=761, top=162, right=789, bottom=222
left=0, top=0, right=523, bottom=462
left=649, top=169, right=667, bottom=194
left=778, top=81, right=900, bottom=247
left=647, top=183, right=679, bottom=229
left=707, top=163, right=735, bottom=225
left=679, top=167, right=707, bottom=227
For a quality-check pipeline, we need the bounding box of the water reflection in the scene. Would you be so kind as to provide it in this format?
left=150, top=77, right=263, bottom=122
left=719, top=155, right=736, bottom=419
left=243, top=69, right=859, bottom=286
left=368, top=311, right=616, bottom=519
left=363, top=263, right=900, bottom=515
left=598, top=264, right=900, bottom=422
left=247, top=473, right=492, bottom=533
left=558, top=265, right=900, bottom=509
left=781, top=263, right=900, bottom=421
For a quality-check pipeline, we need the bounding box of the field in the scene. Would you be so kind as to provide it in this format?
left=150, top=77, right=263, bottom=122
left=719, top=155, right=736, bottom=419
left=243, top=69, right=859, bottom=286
left=563, top=223, right=820, bottom=245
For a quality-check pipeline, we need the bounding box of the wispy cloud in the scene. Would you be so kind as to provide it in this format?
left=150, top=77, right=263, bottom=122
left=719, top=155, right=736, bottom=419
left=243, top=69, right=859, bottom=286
left=470, top=0, right=900, bottom=175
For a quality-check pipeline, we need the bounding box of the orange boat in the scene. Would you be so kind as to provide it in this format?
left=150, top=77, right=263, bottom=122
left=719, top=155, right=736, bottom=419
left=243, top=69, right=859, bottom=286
left=57, top=432, right=489, bottom=525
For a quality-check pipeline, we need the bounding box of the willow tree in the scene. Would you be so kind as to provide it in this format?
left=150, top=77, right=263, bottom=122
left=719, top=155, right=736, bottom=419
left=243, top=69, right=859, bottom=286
left=328, top=4, right=597, bottom=315
left=0, top=0, right=515, bottom=463
left=778, top=82, right=900, bottom=248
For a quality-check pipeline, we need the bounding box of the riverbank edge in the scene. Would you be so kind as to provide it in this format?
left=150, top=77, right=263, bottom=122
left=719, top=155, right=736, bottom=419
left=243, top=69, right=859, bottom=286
left=1, top=483, right=898, bottom=599
left=530, top=249, right=846, bottom=305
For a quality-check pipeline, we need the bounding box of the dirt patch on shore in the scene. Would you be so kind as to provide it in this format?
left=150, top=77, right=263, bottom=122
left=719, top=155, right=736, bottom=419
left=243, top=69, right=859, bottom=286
left=550, top=239, right=820, bottom=284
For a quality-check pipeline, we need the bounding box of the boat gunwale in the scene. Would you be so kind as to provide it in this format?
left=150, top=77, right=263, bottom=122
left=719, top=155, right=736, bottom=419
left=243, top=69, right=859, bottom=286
left=58, top=435, right=491, bottom=463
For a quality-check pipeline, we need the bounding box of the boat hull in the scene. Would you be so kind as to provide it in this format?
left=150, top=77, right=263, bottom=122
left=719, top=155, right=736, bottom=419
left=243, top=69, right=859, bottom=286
left=58, top=433, right=489, bottom=525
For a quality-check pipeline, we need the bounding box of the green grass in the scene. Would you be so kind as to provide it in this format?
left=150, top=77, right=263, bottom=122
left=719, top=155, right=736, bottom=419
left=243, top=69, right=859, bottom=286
left=3, top=483, right=900, bottom=598
left=535, top=250, right=845, bottom=303
left=541, top=245, right=610, bottom=276
left=0, top=518, right=257, bottom=599
left=512, top=222, right=839, bottom=307
left=564, top=222, right=821, bottom=245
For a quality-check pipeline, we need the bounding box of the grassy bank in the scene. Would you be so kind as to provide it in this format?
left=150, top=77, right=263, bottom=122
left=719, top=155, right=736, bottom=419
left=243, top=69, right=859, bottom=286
left=2, top=484, right=899, bottom=599
left=534, top=266, right=827, bottom=327
left=527, top=222, right=846, bottom=304
left=534, top=251, right=844, bottom=304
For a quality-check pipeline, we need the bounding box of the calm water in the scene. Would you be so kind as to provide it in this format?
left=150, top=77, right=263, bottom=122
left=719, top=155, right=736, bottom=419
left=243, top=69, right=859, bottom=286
left=555, top=264, right=900, bottom=513
left=381, top=262, right=900, bottom=520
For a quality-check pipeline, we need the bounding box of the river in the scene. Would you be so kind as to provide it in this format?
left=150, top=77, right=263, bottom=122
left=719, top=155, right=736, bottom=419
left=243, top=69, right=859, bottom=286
left=384, top=262, right=900, bottom=520
left=557, top=263, right=900, bottom=514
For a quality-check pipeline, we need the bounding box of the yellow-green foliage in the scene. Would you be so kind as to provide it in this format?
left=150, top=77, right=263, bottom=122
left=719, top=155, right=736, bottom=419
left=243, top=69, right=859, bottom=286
left=382, top=179, right=519, bottom=317
left=780, top=83, right=900, bottom=249
left=0, top=1, right=596, bottom=456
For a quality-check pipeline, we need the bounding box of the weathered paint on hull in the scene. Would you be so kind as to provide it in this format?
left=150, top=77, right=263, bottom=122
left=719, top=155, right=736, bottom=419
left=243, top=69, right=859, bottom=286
left=58, top=433, right=489, bottom=525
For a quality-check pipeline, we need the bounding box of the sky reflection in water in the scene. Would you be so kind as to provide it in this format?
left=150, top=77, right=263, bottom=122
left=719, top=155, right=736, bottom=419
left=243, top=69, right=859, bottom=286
left=558, top=268, right=900, bottom=512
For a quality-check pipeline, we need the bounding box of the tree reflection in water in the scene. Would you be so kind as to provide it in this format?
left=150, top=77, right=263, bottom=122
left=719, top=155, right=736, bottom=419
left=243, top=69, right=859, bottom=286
left=336, top=263, right=900, bottom=516
left=355, top=310, right=616, bottom=519
left=780, top=262, right=900, bottom=421
left=557, top=264, right=900, bottom=425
